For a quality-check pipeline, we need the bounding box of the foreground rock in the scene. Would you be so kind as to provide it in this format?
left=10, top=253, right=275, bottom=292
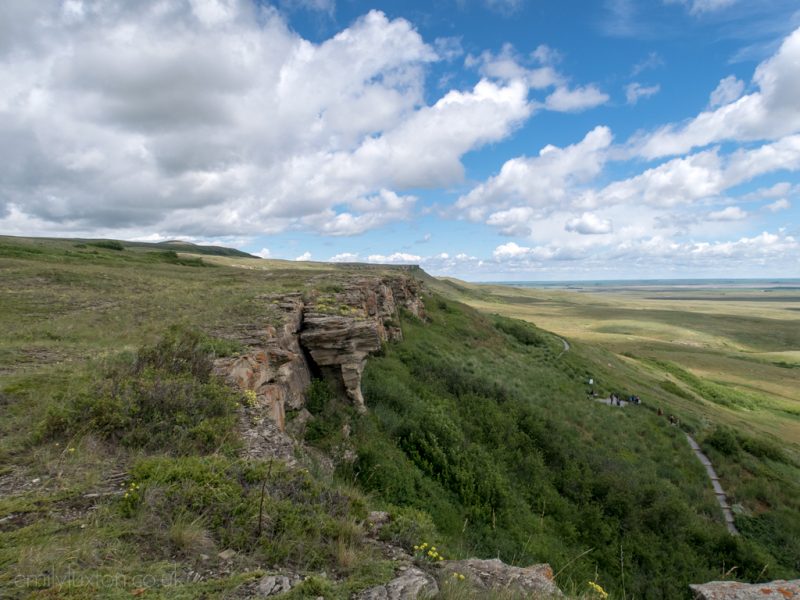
left=690, top=580, right=800, bottom=599
left=356, top=567, right=439, bottom=600
left=440, top=559, right=562, bottom=597
left=255, top=574, right=296, bottom=597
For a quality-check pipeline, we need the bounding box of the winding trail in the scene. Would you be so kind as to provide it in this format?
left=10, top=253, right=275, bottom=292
left=685, top=433, right=739, bottom=535
left=556, top=336, right=570, bottom=358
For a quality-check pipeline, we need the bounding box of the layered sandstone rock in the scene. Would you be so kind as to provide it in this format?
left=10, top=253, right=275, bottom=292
left=215, top=275, right=426, bottom=435
left=300, top=276, right=425, bottom=411
left=214, top=294, right=310, bottom=432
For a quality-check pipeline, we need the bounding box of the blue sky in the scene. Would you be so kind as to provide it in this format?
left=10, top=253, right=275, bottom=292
left=1, top=0, right=799, bottom=279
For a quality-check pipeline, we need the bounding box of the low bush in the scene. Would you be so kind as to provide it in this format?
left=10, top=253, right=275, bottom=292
left=704, top=426, right=741, bottom=456
left=88, top=240, right=125, bottom=251
left=126, top=456, right=368, bottom=570
left=377, top=506, right=438, bottom=551
left=39, top=326, right=240, bottom=454
left=150, top=249, right=206, bottom=266
left=738, top=435, right=789, bottom=464
left=493, top=315, right=545, bottom=347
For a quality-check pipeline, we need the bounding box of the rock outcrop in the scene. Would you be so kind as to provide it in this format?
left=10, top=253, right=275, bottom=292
left=355, top=567, right=439, bottom=600
left=300, top=276, right=425, bottom=411
left=690, top=580, right=800, bottom=599
left=440, top=558, right=562, bottom=598
left=214, top=294, right=310, bottom=435
left=215, top=275, right=427, bottom=440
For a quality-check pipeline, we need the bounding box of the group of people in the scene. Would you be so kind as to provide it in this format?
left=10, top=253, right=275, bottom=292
left=608, top=393, right=641, bottom=406
left=586, top=380, right=683, bottom=424
left=587, top=389, right=642, bottom=406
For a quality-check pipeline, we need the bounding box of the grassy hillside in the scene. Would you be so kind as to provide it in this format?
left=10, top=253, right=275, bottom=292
left=1, top=236, right=797, bottom=598
left=313, top=298, right=796, bottom=598
left=434, top=279, right=800, bottom=584
left=0, top=236, right=416, bottom=598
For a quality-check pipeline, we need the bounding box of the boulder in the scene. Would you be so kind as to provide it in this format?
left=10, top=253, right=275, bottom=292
left=690, top=580, right=800, bottom=599
left=440, top=559, right=562, bottom=597
left=366, top=510, right=391, bottom=536
left=356, top=567, right=438, bottom=600
left=256, top=575, right=294, bottom=597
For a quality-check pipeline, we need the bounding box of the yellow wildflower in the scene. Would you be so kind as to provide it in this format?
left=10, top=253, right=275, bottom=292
left=588, top=581, right=608, bottom=599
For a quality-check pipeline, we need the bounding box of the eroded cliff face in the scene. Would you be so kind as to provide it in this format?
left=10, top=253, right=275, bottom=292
left=214, top=275, right=426, bottom=437
left=300, top=276, right=425, bottom=410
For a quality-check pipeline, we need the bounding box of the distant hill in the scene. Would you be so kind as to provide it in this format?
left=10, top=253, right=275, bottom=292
left=0, top=235, right=255, bottom=258
left=110, top=239, right=255, bottom=258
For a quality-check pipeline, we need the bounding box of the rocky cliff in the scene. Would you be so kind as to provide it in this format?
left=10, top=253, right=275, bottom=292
left=300, top=275, right=425, bottom=411
left=214, top=274, right=426, bottom=436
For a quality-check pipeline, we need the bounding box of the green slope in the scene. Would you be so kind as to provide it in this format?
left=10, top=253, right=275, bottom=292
left=309, top=298, right=796, bottom=599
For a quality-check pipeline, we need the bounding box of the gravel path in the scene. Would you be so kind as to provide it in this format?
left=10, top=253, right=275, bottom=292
left=685, top=433, right=739, bottom=535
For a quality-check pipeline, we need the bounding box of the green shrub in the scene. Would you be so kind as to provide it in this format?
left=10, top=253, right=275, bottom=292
left=307, top=378, right=335, bottom=415
left=493, top=316, right=545, bottom=347
left=40, top=326, right=239, bottom=454
left=153, top=249, right=205, bottom=266
left=658, top=379, right=694, bottom=400
left=704, top=426, right=740, bottom=456
left=739, top=435, right=788, bottom=464
left=378, top=506, right=438, bottom=551
left=88, top=239, right=125, bottom=250
left=286, top=575, right=336, bottom=597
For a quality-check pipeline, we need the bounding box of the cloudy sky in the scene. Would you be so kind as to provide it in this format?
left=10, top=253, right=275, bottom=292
left=1, top=0, right=799, bottom=280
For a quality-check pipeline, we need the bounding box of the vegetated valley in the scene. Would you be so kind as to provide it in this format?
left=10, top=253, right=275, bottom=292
left=0, top=236, right=798, bottom=599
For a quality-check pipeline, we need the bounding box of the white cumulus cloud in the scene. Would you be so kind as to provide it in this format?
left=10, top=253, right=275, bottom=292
left=565, top=213, right=614, bottom=234
left=366, top=252, right=421, bottom=264
left=0, top=2, right=536, bottom=240
left=457, top=126, right=613, bottom=221
left=633, top=26, right=800, bottom=159
left=709, top=75, right=745, bottom=108
left=765, top=198, right=791, bottom=212
left=544, top=85, right=609, bottom=112
left=625, top=82, right=660, bottom=105
left=707, top=206, right=747, bottom=221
